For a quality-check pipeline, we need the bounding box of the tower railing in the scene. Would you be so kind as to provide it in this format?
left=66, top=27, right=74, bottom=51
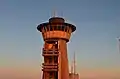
left=42, top=48, right=59, bottom=56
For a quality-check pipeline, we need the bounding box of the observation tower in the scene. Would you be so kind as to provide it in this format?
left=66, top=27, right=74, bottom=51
left=37, top=16, right=76, bottom=79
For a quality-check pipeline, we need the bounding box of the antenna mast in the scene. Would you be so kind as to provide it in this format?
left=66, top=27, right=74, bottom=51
left=53, top=9, right=57, bottom=17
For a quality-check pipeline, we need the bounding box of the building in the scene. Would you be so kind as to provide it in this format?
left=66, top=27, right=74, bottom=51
left=37, top=16, right=76, bottom=79
left=69, top=73, right=79, bottom=79
left=69, top=52, right=80, bottom=79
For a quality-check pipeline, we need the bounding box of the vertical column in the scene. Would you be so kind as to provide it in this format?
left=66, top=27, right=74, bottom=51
left=58, top=40, right=61, bottom=79
left=58, top=39, right=69, bottom=79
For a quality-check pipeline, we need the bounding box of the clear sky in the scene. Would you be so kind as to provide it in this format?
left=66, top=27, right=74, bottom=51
left=0, top=0, right=120, bottom=79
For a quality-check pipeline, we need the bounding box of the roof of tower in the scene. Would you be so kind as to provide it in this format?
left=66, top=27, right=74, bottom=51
left=49, top=17, right=65, bottom=23
left=37, top=17, right=76, bottom=32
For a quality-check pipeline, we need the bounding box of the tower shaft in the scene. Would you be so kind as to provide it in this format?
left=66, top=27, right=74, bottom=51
left=58, top=39, right=69, bottom=79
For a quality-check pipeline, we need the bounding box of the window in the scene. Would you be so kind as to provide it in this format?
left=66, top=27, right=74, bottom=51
left=44, top=26, right=47, bottom=32
left=42, top=27, right=45, bottom=32
left=50, top=72, right=52, bottom=76
left=50, top=26, right=53, bottom=31
left=55, top=43, right=58, bottom=49
left=58, top=26, right=61, bottom=30
left=48, top=57, right=52, bottom=63
left=46, top=26, right=49, bottom=31
left=65, top=26, right=67, bottom=32
left=55, top=72, right=58, bottom=79
left=54, top=57, right=58, bottom=63
left=55, top=41, right=58, bottom=44
left=61, top=26, right=64, bottom=31
left=44, top=58, right=47, bottom=63
left=48, top=25, right=66, bottom=31
left=69, top=27, right=72, bottom=33
left=67, top=26, right=69, bottom=32
left=49, top=72, right=53, bottom=79
left=54, top=26, right=57, bottom=30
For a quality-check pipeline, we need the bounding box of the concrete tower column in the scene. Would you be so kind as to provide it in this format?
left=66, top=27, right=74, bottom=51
left=58, top=39, right=69, bottom=79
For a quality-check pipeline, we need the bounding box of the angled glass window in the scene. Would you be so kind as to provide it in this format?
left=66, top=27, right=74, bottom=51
left=42, top=27, right=44, bottom=32
left=46, top=25, right=49, bottom=31
left=44, top=26, right=47, bottom=32
left=67, top=26, right=69, bottom=32
left=58, top=26, right=61, bottom=30
left=65, top=26, right=67, bottom=32
left=50, top=26, right=53, bottom=31
left=61, top=26, right=64, bottom=31
left=54, top=26, right=57, bottom=30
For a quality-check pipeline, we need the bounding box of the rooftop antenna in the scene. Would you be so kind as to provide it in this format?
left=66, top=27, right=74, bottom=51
left=53, top=9, right=57, bottom=17
left=61, top=11, right=63, bottom=17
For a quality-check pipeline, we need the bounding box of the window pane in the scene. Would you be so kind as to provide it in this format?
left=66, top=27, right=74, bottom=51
left=50, top=26, right=53, bottom=31
left=42, top=27, right=44, bottom=32
left=54, top=57, right=58, bottom=63
left=61, top=26, right=64, bottom=31
left=65, top=26, right=67, bottom=32
left=49, top=57, right=52, bottom=63
left=44, top=26, right=46, bottom=32
left=46, top=26, right=49, bottom=31
left=58, top=26, right=61, bottom=30
left=67, top=26, right=69, bottom=32
left=54, top=26, right=57, bottom=30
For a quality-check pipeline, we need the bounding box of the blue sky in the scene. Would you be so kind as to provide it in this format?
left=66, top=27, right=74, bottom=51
left=0, top=0, right=120, bottom=79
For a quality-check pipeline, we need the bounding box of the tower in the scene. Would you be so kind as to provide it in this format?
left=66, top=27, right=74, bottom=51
left=69, top=52, right=79, bottom=79
left=37, top=16, right=76, bottom=79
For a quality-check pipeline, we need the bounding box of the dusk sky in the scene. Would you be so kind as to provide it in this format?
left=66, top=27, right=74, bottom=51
left=0, top=0, right=120, bottom=79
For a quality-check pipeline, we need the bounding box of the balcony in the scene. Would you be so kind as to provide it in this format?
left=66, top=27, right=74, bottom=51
left=42, top=62, right=60, bottom=71
left=43, top=48, right=58, bottom=52
left=42, top=53, right=58, bottom=56
left=42, top=65, right=58, bottom=69
left=42, top=31, right=71, bottom=42
left=42, top=68, right=58, bottom=71
left=42, top=63, right=58, bottom=66
left=42, top=63, right=58, bottom=71
left=42, top=48, right=59, bottom=56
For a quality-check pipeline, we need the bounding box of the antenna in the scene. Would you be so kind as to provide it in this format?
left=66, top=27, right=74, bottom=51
left=53, top=9, right=57, bottom=17
left=61, top=11, right=63, bottom=17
